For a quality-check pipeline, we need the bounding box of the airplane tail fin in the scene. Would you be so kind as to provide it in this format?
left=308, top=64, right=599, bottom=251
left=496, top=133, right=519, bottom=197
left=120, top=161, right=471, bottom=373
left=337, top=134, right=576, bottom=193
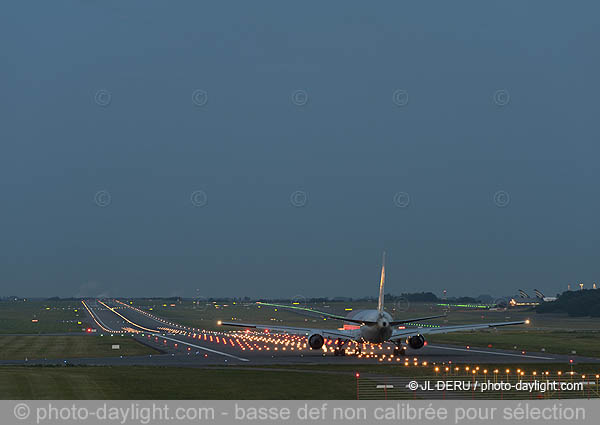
left=377, top=252, right=386, bottom=313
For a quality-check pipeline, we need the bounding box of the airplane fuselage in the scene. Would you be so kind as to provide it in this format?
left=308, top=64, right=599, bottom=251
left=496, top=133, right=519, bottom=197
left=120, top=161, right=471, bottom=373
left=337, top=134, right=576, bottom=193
left=347, top=309, right=394, bottom=344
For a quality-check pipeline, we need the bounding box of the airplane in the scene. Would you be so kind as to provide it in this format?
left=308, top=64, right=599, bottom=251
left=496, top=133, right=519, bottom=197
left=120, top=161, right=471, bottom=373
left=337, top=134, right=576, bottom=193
left=218, top=252, right=529, bottom=356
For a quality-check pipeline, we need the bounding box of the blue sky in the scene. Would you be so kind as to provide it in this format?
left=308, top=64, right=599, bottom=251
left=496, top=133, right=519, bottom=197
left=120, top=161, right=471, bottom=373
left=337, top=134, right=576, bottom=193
left=1, top=1, right=599, bottom=298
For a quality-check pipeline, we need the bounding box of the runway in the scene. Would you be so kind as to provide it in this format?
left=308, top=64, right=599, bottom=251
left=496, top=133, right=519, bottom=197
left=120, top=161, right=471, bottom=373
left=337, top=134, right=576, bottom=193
left=5, top=298, right=596, bottom=367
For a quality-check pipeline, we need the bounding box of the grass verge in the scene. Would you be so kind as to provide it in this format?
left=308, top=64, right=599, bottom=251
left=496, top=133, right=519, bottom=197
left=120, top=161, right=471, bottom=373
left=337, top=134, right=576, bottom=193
left=0, top=366, right=355, bottom=399
left=0, top=336, right=159, bottom=360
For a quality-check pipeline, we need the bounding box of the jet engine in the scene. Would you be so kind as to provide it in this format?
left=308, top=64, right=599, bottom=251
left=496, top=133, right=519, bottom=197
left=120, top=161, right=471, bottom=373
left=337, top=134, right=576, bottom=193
left=308, top=333, right=325, bottom=350
left=407, top=334, right=425, bottom=349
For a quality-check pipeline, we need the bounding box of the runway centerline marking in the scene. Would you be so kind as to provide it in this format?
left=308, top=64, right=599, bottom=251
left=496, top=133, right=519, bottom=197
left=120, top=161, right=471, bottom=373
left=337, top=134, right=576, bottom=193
left=427, top=344, right=554, bottom=360
left=97, top=300, right=159, bottom=333
left=157, top=334, right=250, bottom=362
left=81, top=300, right=121, bottom=333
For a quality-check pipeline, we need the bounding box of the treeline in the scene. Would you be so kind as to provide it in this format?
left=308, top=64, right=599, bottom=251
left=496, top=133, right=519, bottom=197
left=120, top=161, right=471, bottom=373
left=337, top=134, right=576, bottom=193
left=388, top=293, right=489, bottom=304
left=35, top=293, right=492, bottom=304
left=536, top=289, right=600, bottom=317
left=386, top=292, right=440, bottom=302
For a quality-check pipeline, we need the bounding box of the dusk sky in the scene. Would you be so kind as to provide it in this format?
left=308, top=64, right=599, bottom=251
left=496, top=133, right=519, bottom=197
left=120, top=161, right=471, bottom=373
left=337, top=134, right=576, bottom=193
left=2, top=2, right=599, bottom=299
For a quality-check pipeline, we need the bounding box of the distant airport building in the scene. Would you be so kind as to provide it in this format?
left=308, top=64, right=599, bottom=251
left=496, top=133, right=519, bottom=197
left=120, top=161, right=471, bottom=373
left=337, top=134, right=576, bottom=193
left=509, top=297, right=540, bottom=307
left=533, top=288, right=556, bottom=302
left=509, top=288, right=555, bottom=306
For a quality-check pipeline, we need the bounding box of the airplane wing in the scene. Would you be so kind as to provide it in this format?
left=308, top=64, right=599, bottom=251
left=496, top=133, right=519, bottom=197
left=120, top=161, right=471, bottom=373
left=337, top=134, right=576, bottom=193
left=218, top=321, right=360, bottom=340
left=256, top=302, right=378, bottom=325
left=389, top=320, right=528, bottom=342
left=389, top=314, right=446, bottom=326
left=257, top=302, right=446, bottom=327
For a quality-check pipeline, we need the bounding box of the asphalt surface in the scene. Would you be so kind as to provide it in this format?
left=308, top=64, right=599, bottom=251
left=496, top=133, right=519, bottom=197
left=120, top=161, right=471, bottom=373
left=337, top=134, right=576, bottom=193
left=2, top=299, right=598, bottom=366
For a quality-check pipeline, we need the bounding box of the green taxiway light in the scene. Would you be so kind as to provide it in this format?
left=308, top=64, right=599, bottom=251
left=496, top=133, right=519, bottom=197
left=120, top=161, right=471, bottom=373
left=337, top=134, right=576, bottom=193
left=437, top=303, right=489, bottom=309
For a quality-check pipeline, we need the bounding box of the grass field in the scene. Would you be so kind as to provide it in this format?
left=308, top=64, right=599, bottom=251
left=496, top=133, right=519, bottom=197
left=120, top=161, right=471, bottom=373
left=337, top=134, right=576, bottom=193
left=129, top=299, right=600, bottom=331
left=427, top=330, right=600, bottom=358
left=126, top=299, right=600, bottom=359
left=0, top=363, right=597, bottom=399
left=247, top=363, right=600, bottom=377
left=4, top=299, right=599, bottom=362
left=0, top=300, right=90, bottom=334
left=0, top=336, right=159, bottom=360
left=0, top=366, right=355, bottom=399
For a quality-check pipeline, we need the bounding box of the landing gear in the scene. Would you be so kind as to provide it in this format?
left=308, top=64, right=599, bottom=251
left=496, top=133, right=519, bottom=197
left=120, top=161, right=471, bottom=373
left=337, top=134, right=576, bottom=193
left=394, top=345, right=406, bottom=356
left=333, top=339, right=347, bottom=356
